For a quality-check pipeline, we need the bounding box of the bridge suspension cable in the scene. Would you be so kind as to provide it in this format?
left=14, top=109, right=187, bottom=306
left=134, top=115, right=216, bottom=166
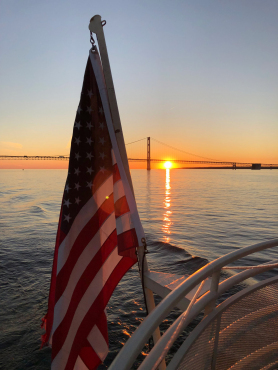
left=150, top=137, right=221, bottom=162
left=125, top=137, right=147, bottom=146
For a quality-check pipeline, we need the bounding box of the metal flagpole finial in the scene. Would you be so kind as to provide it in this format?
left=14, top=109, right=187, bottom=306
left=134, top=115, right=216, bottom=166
left=89, top=15, right=106, bottom=52
left=89, top=15, right=106, bottom=34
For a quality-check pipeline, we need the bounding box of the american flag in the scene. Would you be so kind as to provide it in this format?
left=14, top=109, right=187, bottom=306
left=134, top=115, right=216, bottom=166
left=41, top=48, right=145, bottom=370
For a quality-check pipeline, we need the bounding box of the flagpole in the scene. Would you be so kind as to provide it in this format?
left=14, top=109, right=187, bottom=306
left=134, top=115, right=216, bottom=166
left=88, top=15, right=133, bottom=194
left=89, top=14, right=147, bottom=271
left=89, top=15, right=166, bottom=369
left=88, top=15, right=147, bottom=270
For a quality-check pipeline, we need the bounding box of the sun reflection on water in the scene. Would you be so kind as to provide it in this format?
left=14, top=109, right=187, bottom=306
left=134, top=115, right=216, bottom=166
left=162, top=168, right=172, bottom=243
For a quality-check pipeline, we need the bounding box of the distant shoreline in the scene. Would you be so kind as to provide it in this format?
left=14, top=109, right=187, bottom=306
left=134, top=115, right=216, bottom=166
left=1, top=167, right=278, bottom=170
left=178, top=166, right=278, bottom=170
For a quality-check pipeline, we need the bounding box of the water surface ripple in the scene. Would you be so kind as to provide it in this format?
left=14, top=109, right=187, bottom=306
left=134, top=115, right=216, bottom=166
left=0, top=169, right=277, bottom=369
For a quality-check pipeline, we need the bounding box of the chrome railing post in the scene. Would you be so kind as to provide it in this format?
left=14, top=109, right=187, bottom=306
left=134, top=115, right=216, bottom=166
left=144, top=287, right=166, bottom=370
left=211, top=315, right=222, bottom=370
left=204, top=270, right=221, bottom=316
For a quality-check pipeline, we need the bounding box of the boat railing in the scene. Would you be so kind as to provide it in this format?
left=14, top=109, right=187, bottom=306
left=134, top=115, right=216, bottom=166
left=109, top=238, right=278, bottom=370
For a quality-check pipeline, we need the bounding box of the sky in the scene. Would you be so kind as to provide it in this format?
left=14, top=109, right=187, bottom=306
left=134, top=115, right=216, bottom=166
left=0, top=0, right=278, bottom=169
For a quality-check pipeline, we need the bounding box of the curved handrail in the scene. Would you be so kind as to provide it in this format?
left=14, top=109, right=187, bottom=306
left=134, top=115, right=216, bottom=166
left=167, top=275, right=278, bottom=370
left=108, top=238, right=278, bottom=370
left=139, top=280, right=207, bottom=370
left=138, top=263, right=278, bottom=369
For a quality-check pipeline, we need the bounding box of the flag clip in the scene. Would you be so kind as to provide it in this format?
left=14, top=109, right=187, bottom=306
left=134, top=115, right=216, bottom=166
left=90, top=31, right=95, bottom=51
left=141, top=238, right=149, bottom=253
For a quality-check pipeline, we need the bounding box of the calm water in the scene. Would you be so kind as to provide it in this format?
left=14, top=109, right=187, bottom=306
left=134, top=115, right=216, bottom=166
left=0, top=169, right=277, bottom=369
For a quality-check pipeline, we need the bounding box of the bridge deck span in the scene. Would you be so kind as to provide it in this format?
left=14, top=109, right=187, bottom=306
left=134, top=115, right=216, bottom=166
left=0, top=155, right=277, bottom=169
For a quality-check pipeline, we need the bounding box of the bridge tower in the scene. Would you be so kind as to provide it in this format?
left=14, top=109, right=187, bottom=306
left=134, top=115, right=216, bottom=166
left=147, top=137, right=151, bottom=170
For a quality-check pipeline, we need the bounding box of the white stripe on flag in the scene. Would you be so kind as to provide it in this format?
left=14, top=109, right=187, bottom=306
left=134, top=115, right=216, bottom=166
left=113, top=179, right=125, bottom=203
left=51, top=248, right=122, bottom=370
left=52, top=213, right=116, bottom=334
left=73, top=356, right=89, bottom=370
left=57, top=175, right=113, bottom=274
left=116, top=212, right=134, bottom=235
left=88, top=325, right=109, bottom=362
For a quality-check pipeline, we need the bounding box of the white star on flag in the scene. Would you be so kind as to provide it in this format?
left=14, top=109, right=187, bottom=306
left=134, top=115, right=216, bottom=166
left=87, top=89, right=93, bottom=98
left=63, top=199, right=71, bottom=208
left=74, top=137, right=81, bottom=145
left=99, top=122, right=104, bottom=130
left=99, top=137, right=105, bottom=145
left=74, top=183, right=81, bottom=190
left=64, top=214, right=71, bottom=222
left=86, top=181, right=92, bottom=188
left=87, top=167, right=94, bottom=175
left=99, top=107, right=104, bottom=114
left=100, top=166, right=106, bottom=173
left=86, top=122, right=93, bottom=129
left=75, top=153, right=80, bottom=160
left=65, top=184, right=70, bottom=192
left=86, top=137, right=93, bottom=145
left=77, top=106, right=82, bottom=114
left=86, top=152, right=93, bottom=160
left=74, top=168, right=80, bottom=176
left=99, top=152, right=106, bottom=160
left=74, top=121, right=82, bottom=130
left=75, top=197, right=81, bottom=205
left=87, top=106, right=93, bottom=114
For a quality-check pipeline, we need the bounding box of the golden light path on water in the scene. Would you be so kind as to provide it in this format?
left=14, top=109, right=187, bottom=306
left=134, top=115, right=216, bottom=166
left=162, top=168, right=172, bottom=243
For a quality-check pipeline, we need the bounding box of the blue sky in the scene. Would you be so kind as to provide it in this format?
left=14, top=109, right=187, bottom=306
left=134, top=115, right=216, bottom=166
left=0, top=0, right=277, bottom=164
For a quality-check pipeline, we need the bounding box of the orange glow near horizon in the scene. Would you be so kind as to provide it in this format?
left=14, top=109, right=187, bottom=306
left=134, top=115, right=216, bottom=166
left=0, top=160, right=69, bottom=170
left=0, top=160, right=165, bottom=170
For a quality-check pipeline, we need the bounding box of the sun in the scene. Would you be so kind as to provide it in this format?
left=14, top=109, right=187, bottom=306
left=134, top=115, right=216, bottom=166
left=164, top=161, right=173, bottom=169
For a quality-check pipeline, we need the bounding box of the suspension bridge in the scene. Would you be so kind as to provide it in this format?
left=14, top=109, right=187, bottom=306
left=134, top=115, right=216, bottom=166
left=0, top=137, right=277, bottom=170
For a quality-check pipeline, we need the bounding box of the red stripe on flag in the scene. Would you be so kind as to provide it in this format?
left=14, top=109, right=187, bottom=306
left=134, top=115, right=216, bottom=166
left=114, top=196, right=130, bottom=218
left=52, top=230, right=117, bottom=360
left=55, top=194, right=114, bottom=302
left=117, top=228, right=139, bottom=257
left=96, top=310, right=108, bottom=343
left=79, top=344, right=100, bottom=370
left=63, top=257, right=136, bottom=370
left=79, top=312, right=108, bottom=369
